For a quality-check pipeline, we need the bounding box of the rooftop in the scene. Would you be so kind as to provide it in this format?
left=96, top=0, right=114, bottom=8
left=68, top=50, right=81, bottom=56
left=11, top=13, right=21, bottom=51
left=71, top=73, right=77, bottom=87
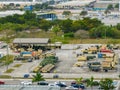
left=55, top=0, right=95, bottom=6
left=13, top=38, right=50, bottom=44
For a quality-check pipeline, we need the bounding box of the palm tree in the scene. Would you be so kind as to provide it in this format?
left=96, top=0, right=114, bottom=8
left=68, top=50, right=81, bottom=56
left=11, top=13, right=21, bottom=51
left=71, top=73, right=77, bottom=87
left=75, top=77, right=83, bottom=84
left=32, top=72, right=45, bottom=82
left=86, top=76, right=94, bottom=90
left=74, top=77, right=83, bottom=89
left=99, top=78, right=114, bottom=90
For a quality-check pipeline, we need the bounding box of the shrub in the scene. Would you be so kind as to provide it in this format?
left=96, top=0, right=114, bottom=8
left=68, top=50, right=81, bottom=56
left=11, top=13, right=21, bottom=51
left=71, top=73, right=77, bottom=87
left=0, top=75, right=11, bottom=78
left=5, top=68, right=14, bottom=73
left=64, top=32, right=74, bottom=38
left=13, top=64, right=22, bottom=67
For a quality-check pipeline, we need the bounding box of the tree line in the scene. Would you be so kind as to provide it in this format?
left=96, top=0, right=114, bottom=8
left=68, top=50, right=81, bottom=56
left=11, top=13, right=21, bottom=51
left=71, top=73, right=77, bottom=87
left=0, top=11, right=120, bottom=39
left=32, top=72, right=116, bottom=90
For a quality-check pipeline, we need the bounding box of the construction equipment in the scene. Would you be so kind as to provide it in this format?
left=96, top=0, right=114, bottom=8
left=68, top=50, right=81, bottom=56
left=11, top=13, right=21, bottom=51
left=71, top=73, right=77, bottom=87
left=33, top=66, right=42, bottom=73
left=87, top=62, right=101, bottom=72
left=40, top=64, right=55, bottom=73
left=101, top=60, right=116, bottom=72
left=88, top=46, right=98, bottom=54
left=86, top=55, right=96, bottom=60
left=73, top=62, right=85, bottom=67
left=77, top=56, right=87, bottom=61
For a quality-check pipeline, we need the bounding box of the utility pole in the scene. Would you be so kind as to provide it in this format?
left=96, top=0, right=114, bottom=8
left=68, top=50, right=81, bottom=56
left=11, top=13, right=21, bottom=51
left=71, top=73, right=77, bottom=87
left=6, top=44, right=9, bottom=70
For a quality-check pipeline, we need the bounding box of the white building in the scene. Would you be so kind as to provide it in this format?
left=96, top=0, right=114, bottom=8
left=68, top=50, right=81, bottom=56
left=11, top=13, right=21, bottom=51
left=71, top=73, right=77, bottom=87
left=54, top=0, right=96, bottom=9
left=0, top=0, right=43, bottom=8
left=94, top=0, right=120, bottom=10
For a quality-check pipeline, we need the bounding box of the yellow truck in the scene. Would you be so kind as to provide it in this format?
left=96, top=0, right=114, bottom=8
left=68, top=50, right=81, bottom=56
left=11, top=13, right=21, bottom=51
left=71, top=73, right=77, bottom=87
left=77, top=56, right=87, bottom=61
left=40, top=64, right=55, bottom=73
left=101, top=60, right=116, bottom=72
left=33, top=66, right=42, bottom=73
left=73, top=61, right=85, bottom=67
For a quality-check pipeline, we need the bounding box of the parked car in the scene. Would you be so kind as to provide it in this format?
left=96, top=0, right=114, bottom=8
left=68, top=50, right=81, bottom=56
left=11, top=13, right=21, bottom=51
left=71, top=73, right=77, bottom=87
left=24, top=74, right=30, bottom=78
left=54, top=81, right=67, bottom=87
left=71, top=81, right=76, bottom=85
left=37, top=81, right=48, bottom=85
left=0, top=81, right=5, bottom=85
left=27, top=58, right=33, bottom=62
left=21, top=81, right=32, bottom=85
left=71, top=84, right=85, bottom=89
left=48, top=83, right=59, bottom=87
left=53, top=74, right=59, bottom=78
left=112, top=81, right=120, bottom=90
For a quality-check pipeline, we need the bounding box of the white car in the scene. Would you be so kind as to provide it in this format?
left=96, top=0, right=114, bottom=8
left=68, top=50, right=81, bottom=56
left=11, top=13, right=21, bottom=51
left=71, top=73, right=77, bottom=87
left=21, top=81, right=32, bottom=85
left=54, top=81, right=66, bottom=85
left=113, top=81, right=120, bottom=90
left=48, top=83, right=59, bottom=87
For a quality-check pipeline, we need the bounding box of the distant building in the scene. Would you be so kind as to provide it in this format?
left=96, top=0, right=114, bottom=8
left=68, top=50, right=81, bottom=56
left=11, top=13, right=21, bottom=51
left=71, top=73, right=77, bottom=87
left=0, top=10, right=25, bottom=17
left=94, top=0, right=119, bottom=10
left=36, top=11, right=57, bottom=20
left=24, top=5, right=33, bottom=11
left=53, top=0, right=96, bottom=9
left=0, top=0, right=42, bottom=8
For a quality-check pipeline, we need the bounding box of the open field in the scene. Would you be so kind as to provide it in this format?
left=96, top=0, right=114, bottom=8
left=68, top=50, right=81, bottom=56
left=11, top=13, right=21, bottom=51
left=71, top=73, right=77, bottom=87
left=69, top=39, right=120, bottom=44
left=1, top=30, right=120, bottom=44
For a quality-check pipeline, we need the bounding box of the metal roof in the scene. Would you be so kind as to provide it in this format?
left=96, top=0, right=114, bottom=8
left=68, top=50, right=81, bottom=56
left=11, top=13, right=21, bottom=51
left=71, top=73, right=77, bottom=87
left=56, top=0, right=95, bottom=6
left=13, top=38, right=49, bottom=44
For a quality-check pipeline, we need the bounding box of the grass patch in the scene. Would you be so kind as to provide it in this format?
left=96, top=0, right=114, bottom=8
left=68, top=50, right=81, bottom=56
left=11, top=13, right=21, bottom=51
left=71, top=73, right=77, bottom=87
left=5, top=68, right=14, bottom=73
left=69, top=39, right=120, bottom=44
left=0, top=75, right=11, bottom=78
left=13, top=64, right=22, bottom=67
left=14, top=30, right=120, bottom=44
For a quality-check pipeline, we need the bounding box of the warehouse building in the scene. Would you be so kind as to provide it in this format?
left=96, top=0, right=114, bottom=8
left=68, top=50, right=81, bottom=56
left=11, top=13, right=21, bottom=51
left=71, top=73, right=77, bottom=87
left=94, top=0, right=119, bottom=10
left=12, top=38, right=50, bottom=51
left=12, top=38, right=62, bottom=52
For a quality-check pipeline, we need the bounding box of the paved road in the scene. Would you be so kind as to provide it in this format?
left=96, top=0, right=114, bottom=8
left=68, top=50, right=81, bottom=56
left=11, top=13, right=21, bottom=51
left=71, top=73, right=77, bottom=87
left=1, top=79, right=120, bottom=90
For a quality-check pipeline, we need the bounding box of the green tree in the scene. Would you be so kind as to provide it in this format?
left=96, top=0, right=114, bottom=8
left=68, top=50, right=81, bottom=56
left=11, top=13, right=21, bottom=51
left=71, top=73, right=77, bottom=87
left=80, top=11, right=88, bottom=16
left=116, top=23, right=120, bottom=30
left=114, top=3, right=119, bottom=8
left=107, top=4, right=114, bottom=10
left=52, top=25, right=61, bottom=35
left=23, top=11, right=36, bottom=21
left=39, top=19, right=52, bottom=32
left=32, top=72, right=45, bottom=82
left=82, top=18, right=102, bottom=30
left=60, top=19, right=73, bottom=33
left=0, top=55, right=14, bottom=70
left=86, top=76, right=94, bottom=90
left=62, top=11, right=71, bottom=16
left=72, top=20, right=83, bottom=32
left=99, top=78, right=114, bottom=90
left=89, top=25, right=119, bottom=38
left=104, top=10, right=110, bottom=15
left=75, top=77, right=83, bottom=84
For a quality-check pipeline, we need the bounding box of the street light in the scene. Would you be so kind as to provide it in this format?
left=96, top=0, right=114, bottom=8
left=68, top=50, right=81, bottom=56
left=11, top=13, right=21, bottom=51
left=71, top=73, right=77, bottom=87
left=4, top=31, right=9, bottom=71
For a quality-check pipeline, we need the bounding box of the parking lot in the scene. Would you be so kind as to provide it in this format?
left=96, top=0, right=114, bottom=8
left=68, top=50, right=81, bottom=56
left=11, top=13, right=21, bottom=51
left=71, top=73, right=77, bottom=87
left=0, top=44, right=120, bottom=79
left=47, top=44, right=120, bottom=79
